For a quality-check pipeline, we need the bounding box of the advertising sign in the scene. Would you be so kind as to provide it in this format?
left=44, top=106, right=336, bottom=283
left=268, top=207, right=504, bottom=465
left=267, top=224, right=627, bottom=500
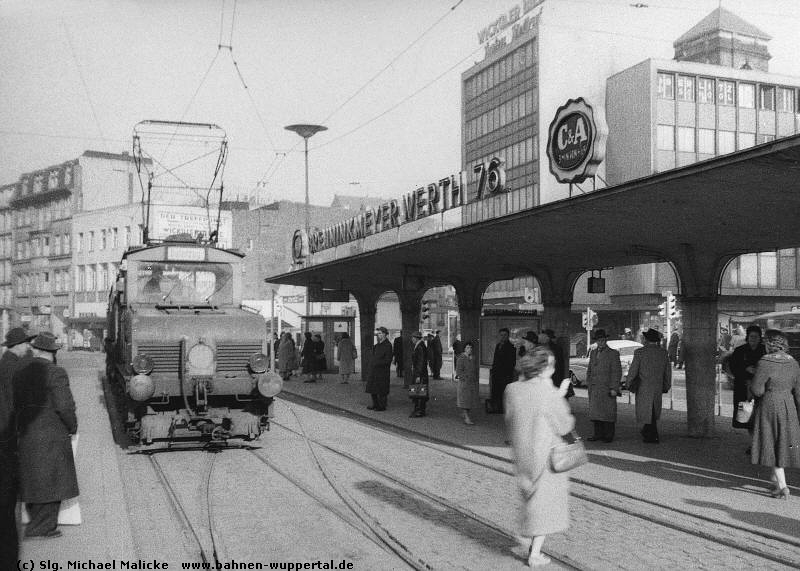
left=547, top=98, right=608, bottom=184
left=150, top=205, right=232, bottom=248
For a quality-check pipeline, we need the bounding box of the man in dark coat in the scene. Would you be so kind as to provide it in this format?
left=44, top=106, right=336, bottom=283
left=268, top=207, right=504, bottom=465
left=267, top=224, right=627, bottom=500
left=392, top=333, right=404, bottom=379
left=626, top=328, right=672, bottom=443
left=13, top=332, right=78, bottom=539
left=488, top=328, right=516, bottom=413
left=365, top=327, right=393, bottom=411
left=0, top=328, right=34, bottom=564
left=586, top=329, right=622, bottom=442
left=410, top=331, right=430, bottom=417
left=429, top=330, right=443, bottom=380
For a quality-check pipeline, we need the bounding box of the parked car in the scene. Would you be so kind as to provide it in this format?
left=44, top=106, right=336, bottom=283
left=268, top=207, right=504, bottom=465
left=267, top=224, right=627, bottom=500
left=568, top=339, right=643, bottom=388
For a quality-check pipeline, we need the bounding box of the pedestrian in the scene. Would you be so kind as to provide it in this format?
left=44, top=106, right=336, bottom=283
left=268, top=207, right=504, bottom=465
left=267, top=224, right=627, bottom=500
left=410, top=331, right=430, bottom=418
left=452, top=334, right=465, bottom=357
left=301, top=332, right=315, bottom=383
left=488, top=328, right=516, bottom=414
left=668, top=331, right=680, bottom=368
left=312, top=333, right=326, bottom=380
left=750, top=329, right=800, bottom=500
left=586, top=329, right=622, bottom=443
left=541, top=329, right=570, bottom=393
left=729, top=325, right=766, bottom=440
left=622, top=328, right=634, bottom=341
left=392, top=332, right=404, bottom=379
left=455, top=341, right=479, bottom=425
left=429, top=330, right=443, bottom=380
left=365, top=327, right=392, bottom=411
left=13, top=332, right=78, bottom=540
left=336, top=332, right=356, bottom=384
left=277, top=333, right=295, bottom=381
left=272, top=333, right=280, bottom=367
left=504, top=346, right=574, bottom=567
left=626, top=328, right=672, bottom=443
left=0, top=328, right=34, bottom=564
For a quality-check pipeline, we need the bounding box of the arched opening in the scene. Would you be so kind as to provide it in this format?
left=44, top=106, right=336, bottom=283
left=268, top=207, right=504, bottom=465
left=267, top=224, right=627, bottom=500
left=480, top=275, right=541, bottom=365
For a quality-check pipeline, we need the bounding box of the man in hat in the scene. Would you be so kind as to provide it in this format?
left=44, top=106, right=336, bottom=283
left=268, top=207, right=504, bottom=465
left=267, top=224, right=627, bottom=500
left=392, top=332, right=404, bottom=379
left=0, top=328, right=34, bottom=563
left=409, top=331, right=430, bottom=417
left=586, top=329, right=622, bottom=443
left=626, top=328, right=672, bottom=443
left=429, top=330, right=443, bottom=380
left=13, top=332, right=78, bottom=539
left=488, top=328, right=516, bottom=413
left=365, top=327, right=392, bottom=411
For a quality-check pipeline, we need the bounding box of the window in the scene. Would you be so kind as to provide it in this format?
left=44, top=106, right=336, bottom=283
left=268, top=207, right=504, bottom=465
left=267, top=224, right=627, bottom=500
left=738, top=132, right=755, bottom=150
left=760, top=252, right=777, bottom=288
left=698, top=129, right=715, bottom=154
left=737, top=83, right=755, bottom=108
left=779, top=249, right=797, bottom=289
left=717, top=80, right=735, bottom=105
left=657, top=125, right=674, bottom=150
left=89, top=231, right=95, bottom=252
left=677, top=76, right=694, bottom=101
left=758, top=134, right=776, bottom=144
left=77, top=232, right=83, bottom=253
left=63, top=234, right=70, bottom=254
left=677, top=127, right=695, bottom=152
left=101, top=229, right=107, bottom=250
left=657, top=73, right=674, bottom=99
left=759, top=85, right=775, bottom=110
left=718, top=130, right=736, bottom=154
left=739, top=253, right=758, bottom=287
left=777, top=88, right=795, bottom=112
left=113, top=228, right=119, bottom=249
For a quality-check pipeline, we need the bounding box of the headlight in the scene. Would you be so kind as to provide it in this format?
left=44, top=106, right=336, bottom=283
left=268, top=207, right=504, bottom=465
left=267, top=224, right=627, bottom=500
left=187, top=343, right=215, bottom=375
left=129, top=374, right=155, bottom=401
left=248, top=353, right=269, bottom=374
left=132, top=354, right=154, bottom=375
left=257, top=372, right=283, bottom=397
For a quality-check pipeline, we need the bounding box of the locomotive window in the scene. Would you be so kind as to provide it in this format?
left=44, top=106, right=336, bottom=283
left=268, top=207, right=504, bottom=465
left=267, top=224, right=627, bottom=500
left=132, top=261, right=233, bottom=305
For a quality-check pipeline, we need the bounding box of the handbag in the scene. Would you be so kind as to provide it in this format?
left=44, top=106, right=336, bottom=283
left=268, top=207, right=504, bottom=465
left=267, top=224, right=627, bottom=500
left=408, top=377, right=428, bottom=398
left=736, top=399, right=754, bottom=424
left=550, top=430, right=588, bottom=473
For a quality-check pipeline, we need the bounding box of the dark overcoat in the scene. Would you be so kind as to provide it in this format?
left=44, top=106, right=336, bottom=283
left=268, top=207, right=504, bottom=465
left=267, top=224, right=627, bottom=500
left=13, top=357, right=79, bottom=503
left=429, top=335, right=443, bottom=371
left=490, top=340, right=517, bottom=383
left=627, top=344, right=672, bottom=424
left=728, top=342, right=766, bottom=429
left=586, top=345, right=621, bottom=422
left=0, top=351, right=22, bottom=505
left=411, top=341, right=429, bottom=383
left=365, top=339, right=393, bottom=395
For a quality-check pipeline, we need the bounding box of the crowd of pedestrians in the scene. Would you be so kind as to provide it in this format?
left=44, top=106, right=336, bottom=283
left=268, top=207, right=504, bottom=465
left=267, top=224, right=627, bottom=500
left=0, top=328, right=79, bottom=568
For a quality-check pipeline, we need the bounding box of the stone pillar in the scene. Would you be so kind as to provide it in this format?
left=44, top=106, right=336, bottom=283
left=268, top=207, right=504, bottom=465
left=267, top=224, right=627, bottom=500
left=453, top=278, right=489, bottom=388
left=397, top=290, right=424, bottom=387
left=681, top=296, right=719, bottom=437
left=541, top=301, right=573, bottom=379
left=353, top=291, right=378, bottom=383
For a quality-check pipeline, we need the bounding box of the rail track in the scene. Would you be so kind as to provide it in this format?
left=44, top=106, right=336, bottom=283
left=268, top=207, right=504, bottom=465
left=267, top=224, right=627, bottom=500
left=277, top=392, right=800, bottom=569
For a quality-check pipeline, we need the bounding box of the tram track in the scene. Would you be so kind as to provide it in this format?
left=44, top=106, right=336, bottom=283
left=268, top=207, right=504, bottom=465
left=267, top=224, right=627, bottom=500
left=277, top=392, right=800, bottom=569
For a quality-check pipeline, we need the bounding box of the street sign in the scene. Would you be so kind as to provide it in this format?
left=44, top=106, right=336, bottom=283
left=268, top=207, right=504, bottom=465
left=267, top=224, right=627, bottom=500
left=581, top=308, right=598, bottom=330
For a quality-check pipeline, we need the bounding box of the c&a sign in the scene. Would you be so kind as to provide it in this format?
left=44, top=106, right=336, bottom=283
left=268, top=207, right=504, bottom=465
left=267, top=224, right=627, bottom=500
left=546, top=98, right=607, bottom=184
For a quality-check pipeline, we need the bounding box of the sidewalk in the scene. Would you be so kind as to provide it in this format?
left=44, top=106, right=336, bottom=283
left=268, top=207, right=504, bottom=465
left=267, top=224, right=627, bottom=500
left=278, top=369, right=800, bottom=550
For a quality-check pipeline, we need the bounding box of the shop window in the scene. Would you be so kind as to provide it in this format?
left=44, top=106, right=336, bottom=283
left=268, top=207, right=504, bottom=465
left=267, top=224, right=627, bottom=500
left=717, top=80, right=735, bottom=105
left=737, top=83, right=755, bottom=108
left=759, top=85, right=775, bottom=110
left=677, top=76, right=694, bottom=101
left=677, top=127, right=695, bottom=152
left=777, top=87, right=795, bottom=112
left=657, top=73, right=674, bottom=99
left=657, top=125, right=674, bottom=150
left=718, top=130, right=735, bottom=154
left=698, top=128, right=715, bottom=154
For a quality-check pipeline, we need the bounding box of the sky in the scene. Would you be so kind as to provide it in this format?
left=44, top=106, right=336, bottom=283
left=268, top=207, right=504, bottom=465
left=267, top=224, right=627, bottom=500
left=2, top=0, right=800, bottom=207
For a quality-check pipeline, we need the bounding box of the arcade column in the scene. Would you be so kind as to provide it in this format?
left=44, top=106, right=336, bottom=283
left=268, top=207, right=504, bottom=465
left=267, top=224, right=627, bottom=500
left=453, top=278, right=489, bottom=386
left=680, top=296, right=719, bottom=437
left=540, top=301, right=573, bottom=380
left=397, top=290, right=424, bottom=388
left=352, top=290, right=379, bottom=382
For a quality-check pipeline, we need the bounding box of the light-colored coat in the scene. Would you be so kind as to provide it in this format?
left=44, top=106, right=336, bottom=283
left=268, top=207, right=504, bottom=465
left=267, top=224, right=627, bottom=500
left=336, top=337, right=356, bottom=375
left=455, top=353, right=479, bottom=409
left=750, top=353, right=800, bottom=468
left=504, top=376, right=575, bottom=537
left=586, top=345, right=621, bottom=422
left=627, top=344, right=672, bottom=424
left=277, top=337, right=295, bottom=373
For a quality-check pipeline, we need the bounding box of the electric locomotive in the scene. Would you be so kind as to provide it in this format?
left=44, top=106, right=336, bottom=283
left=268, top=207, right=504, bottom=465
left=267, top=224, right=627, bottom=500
left=104, top=235, right=282, bottom=445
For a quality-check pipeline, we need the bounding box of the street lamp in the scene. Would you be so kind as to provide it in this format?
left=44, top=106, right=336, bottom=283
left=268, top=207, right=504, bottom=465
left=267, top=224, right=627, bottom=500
left=285, top=123, right=327, bottom=318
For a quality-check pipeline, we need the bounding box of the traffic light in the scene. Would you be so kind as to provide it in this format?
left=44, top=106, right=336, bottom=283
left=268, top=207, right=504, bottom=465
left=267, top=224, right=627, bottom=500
left=421, top=300, right=431, bottom=320
left=666, top=294, right=677, bottom=318
left=658, top=302, right=666, bottom=317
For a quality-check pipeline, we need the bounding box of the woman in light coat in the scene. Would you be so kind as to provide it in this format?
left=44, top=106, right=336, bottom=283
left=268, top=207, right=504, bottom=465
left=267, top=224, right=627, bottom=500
left=336, top=333, right=356, bottom=384
left=277, top=333, right=295, bottom=381
left=455, top=341, right=479, bottom=425
left=750, top=329, right=800, bottom=499
left=505, top=346, right=574, bottom=567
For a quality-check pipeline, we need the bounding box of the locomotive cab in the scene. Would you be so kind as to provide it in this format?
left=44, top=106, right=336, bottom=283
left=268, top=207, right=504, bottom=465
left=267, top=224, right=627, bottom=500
left=105, top=240, right=282, bottom=445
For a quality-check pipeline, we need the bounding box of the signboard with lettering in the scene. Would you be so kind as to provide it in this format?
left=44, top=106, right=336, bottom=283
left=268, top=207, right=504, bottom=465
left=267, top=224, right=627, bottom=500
left=150, top=205, right=232, bottom=248
left=546, top=98, right=608, bottom=184
left=477, top=0, right=544, bottom=55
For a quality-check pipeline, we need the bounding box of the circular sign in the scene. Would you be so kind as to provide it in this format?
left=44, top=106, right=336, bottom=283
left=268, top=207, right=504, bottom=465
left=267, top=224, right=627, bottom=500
left=291, top=229, right=308, bottom=263
left=547, top=98, right=607, bottom=184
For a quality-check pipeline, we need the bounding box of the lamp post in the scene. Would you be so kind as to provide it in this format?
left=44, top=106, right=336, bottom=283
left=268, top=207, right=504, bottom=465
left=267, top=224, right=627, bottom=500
left=285, top=123, right=327, bottom=318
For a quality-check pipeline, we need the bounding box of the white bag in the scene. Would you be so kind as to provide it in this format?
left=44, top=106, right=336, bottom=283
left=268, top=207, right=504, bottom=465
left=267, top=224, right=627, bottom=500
left=20, top=434, right=82, bottom=525
left=736, top=400, right=754, bottom=424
